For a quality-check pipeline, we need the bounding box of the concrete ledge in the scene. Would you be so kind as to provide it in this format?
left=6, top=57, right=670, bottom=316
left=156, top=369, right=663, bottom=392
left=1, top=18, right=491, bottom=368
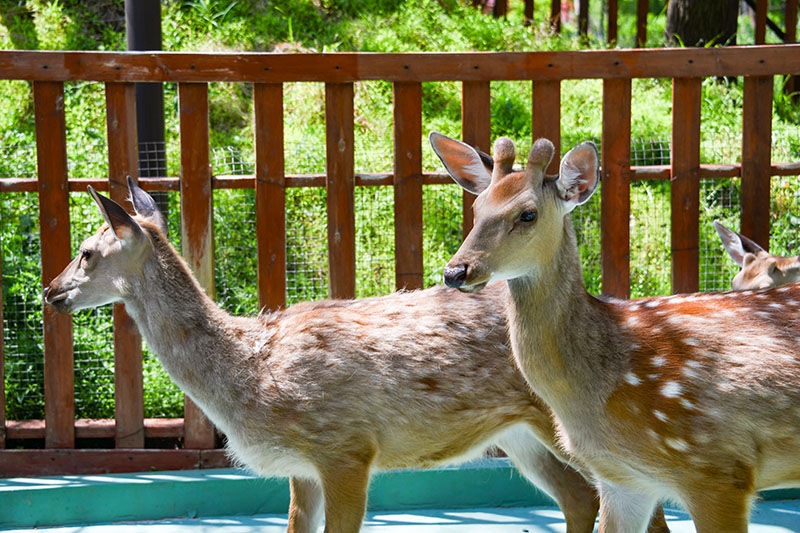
left=0, top=458, right=555, bottom=529
left=2, top=458, right=798, bottom=530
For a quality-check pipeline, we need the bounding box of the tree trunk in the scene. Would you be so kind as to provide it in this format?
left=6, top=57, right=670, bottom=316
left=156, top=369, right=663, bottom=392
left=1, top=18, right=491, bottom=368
left=665, top=0, right=739, bottom=47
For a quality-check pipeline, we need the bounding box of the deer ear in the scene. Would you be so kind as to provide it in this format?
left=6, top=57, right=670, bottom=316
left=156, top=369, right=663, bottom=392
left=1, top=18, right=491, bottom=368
left=127, top=176, right=168, bottom=234
left=714, top=220, right=765, bottom=267
left=556, top=141, right=600, bottom=211
left=88, top=186, right=144, bottom=244
left=429, top=131, right=492, bottom=195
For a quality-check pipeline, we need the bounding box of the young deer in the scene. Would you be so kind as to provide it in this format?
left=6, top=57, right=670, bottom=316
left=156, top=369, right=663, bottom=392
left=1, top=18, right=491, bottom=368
left=432, top=131, right=800, bottom=532
left=43, top=179, right=623, bottom=533
left=714, top=220, right=800, bottom=290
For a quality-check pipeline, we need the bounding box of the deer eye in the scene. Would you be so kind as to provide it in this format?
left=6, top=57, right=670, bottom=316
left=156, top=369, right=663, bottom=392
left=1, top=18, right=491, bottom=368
left=80, top=249, right=92, bottom=261
left=519, top=209, right=538, bottom=223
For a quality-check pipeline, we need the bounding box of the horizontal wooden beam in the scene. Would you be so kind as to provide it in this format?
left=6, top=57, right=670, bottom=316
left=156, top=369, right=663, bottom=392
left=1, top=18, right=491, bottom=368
left=0, top=449, right=231, bottom=478
left=0, top=47, right=799, bottom=83
left=2, top=163, right=799, bottom=194
left=5, top=418, right=186, bottom=440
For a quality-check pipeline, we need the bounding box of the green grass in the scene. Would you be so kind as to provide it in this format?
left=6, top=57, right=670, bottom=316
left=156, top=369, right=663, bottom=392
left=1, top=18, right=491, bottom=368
left=1, top=0, right=799, bottom=421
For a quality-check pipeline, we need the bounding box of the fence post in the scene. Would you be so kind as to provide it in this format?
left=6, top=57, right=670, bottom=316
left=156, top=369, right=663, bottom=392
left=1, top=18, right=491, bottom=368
left=34, top=81, right=75, bottom=449
left=325, top=83, right=356, bottom=299
left=461, top=81, right=491, bottom=239
left=524, top=0, right=534, bottom=26
left=754, top=0, right=768, bottom=44
left=551, top=0, right=561, bottom=32
left=578, top=0, right=589, bottom=40
left=786, top=1, right=799, bottom=98
left=532, top=80, right=561, bottom=174
left=255, top=83, right=286, bottom=311
left=178, top=82, right=216, bottom=449
left=601, top=78, right=632, bottom=299
left=105, top=82, right=145, bottom=448
left=393, top=82, right=423, bottom=291
left=741, top=76, right=774, bottom=250
left=608, top=0, right=618, bottom=45
left=670, top=78, right=702, bottom=294
left=636, top=0, right=648, bottom=47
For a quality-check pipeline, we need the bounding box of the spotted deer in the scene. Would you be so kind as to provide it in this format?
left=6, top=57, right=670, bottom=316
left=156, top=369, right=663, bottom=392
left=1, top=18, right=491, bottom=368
left=43, top=179, right=675, bottom=532
left=432, top=131, right=800, bottom=532
left=714, top=220, right=800, bottom=290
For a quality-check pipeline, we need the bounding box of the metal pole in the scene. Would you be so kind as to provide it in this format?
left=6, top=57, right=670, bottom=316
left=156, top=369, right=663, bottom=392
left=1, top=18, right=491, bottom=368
left=125, top=0, right=168, bottom=215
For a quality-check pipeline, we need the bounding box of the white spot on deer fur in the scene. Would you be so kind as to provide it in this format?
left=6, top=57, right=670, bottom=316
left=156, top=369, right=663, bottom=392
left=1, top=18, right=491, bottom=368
left=680, top=398, right=697, bottom=410
left=682, top=366, right=699, bottom=379
left=686, top=360, right=702, bottom=369
left=654, top=410, right=668, bottom=422
left=741, top=291, right=754, bottom=296
left=661, top=381, right=682, bottom=398
left=683, top=337, right=700, bottom=347
left=786, top=299, right=798, bottom=306
left=755, top=311, right=772, bottom=319
left=664, top=437, right=689, bottom=452
left=646, top=300, right=660, bottom=308
left=647, top=428, right=659, bottom=440
left=769, top=302, right=784, bottom=309
left=630, top=343, right=641, bottom=351
left=651, top=355, right=666, bottom=367
left=648, top=373, right=660, bottom=380
left=625, top=372, right=641, bottom=386
left=627, top=315, right=639, bottom=327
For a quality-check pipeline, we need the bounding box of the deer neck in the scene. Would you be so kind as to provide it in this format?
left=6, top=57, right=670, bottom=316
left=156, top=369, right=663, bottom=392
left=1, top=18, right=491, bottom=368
left=506, top=220, right=621, bottom=421
left=120, top=230, right=252, bottom=418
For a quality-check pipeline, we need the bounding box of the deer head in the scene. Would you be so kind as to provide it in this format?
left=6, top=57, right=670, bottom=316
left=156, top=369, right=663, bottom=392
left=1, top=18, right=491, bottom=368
left=714, top=220, right=800, bottom=290
left=429, top=132, right=599, bottom=291
left=43, top=177, right=166, bottom=314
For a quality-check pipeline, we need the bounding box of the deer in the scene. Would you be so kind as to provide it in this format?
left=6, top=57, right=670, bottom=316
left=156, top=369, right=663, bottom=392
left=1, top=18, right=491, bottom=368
left=714, top=220, right=800, bottom=290
left=42, top=178, right=675, bottom=533
left=431, top=131, right=800, bottom=532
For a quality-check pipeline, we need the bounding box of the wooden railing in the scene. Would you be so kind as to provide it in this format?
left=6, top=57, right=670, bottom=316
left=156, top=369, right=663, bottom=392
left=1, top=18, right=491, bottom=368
left=0, top=46, right=799, bottom=477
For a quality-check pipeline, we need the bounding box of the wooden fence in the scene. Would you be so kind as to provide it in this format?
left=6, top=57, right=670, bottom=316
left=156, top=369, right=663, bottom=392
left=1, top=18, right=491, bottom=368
left=0, top=46, right=799, bottom=477
left=484, top=0, right=798, bottom=49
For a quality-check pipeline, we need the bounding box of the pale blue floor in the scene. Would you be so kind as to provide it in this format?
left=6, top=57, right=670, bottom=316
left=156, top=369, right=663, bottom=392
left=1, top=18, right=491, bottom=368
left=5, top=501, right=800, bottom=533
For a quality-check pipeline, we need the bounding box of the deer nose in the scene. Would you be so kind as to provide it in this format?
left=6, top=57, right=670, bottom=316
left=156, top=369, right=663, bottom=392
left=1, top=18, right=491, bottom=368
left=443, top=264, right=468, bottom=288
left=42, top=286, right=51, bottom=302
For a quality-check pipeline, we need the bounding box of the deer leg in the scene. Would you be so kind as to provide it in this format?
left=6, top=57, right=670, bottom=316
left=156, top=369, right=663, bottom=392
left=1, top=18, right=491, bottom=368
left=288, top=476, right=324, bottom=533
left=681, top=486, right=751, bottom=533
left=497, top=431, right=598, bottom=533
left=318, top=461, right=372, bottom=533
left=597, top=480, right=658, bottom=533
left=645, top=505, right=671, bottom=533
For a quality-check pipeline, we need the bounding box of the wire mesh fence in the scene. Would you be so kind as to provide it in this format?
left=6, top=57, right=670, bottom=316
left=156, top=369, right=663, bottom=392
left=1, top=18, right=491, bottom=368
left=2, top=132, right=800, bottom=421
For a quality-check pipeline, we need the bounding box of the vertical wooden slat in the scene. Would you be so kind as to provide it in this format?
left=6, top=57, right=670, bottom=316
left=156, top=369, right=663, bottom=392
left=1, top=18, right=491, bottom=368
left=608, top=0, right=618, bottom=45
left=393, top=82, right=423, bottom=291
left=636, top=0, right=648, bottom=47
left=754, top=0, right=768, bottom=44
left=178, top=82, right=216, bottom=450
left=601, top=78, right=632, bottom=299
left=254, top=83, right=286, bottom=311
left=551, top=0, right=561, bottom=32
left=325, top=83, right=356, bottom=300
left=34, top=81, right=74, bottom=449
left=105, top=82, right=145, bottom=449
left=461, top=81, right=491, bottom=240
left=670, top=78, right=702, bottom=294
left=532, top=80, right=561, bottom=175
left=741, top=76, right=774, bottom=250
